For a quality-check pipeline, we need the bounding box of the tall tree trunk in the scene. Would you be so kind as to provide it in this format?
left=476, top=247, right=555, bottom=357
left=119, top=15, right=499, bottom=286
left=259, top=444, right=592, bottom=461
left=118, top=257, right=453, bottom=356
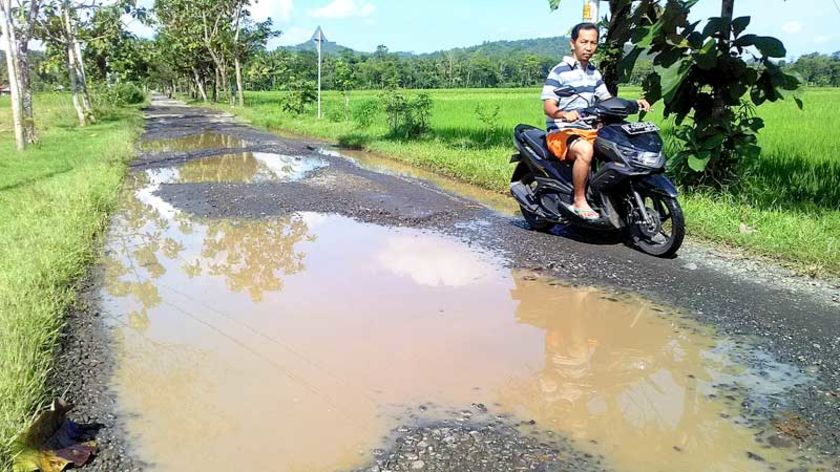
left=17, top=0, right=39, bottom=144
left=721, top=0, right=734, bottom=20
left=73, top=39, right=94, bottom=119
left=66, top=44, right=87, bottom=127
left=62, top=2, right=93, bottom=126
left=18, top=38, right=37, bottom=144
left=234, top=58, right=243, bottom=107
left=0, top=0, right=25, bottom=150
left=232, top=2, right=244, bottom=107
left=193, top=68, right=208, bottom=102
left=213, top=67, right=219, bottom=102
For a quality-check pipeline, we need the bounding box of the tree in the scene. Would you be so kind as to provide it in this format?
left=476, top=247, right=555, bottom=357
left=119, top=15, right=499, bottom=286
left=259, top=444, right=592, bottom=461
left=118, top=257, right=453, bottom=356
left=1, top=0, right=41, bottom=149
left=549, top=0, right=802, bottom=187
left=626, top=1, right=802, bottom=185
left=332, top=58, right=355, bottom=119
left=38, top=0, right=115, bottom=126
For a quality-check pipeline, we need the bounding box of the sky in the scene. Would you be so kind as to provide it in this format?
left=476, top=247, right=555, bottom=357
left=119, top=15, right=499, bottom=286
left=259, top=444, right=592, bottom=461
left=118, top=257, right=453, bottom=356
left=239, top=0, right=840, bottom=59
left=4, top=0, right=839, bottom=59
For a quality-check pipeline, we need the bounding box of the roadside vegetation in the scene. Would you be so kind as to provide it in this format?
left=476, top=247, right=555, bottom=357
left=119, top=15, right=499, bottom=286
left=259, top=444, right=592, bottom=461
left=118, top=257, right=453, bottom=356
left=0, top=93, right=142, bottom=467
left=207, top=87, right=839, bottom=277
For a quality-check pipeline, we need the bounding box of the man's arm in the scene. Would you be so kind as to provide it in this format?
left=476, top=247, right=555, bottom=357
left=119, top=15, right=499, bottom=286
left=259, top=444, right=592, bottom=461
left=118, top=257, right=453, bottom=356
left=544, top=100, right=580, bottom=123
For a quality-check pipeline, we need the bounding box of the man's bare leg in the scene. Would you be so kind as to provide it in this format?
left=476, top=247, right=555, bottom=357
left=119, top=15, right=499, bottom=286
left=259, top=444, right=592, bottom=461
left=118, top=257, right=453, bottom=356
left=568, top=140, right=595, bottom=212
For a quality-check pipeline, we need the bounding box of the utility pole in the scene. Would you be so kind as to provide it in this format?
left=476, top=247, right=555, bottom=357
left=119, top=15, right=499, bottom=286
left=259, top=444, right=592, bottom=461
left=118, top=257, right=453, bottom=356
left=582, top=0, right=600, bottom=23
left=312, top=26, right=326, bottom=119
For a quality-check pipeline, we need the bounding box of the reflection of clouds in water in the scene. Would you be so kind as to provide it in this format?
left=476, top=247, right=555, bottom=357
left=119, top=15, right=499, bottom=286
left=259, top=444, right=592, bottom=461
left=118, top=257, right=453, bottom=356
left=252, top=153, right=327, bottom=181
left=377, top=234, right=497, bottom=288
left=298, top=211, right=329, bottom=228
left=137, top=168, right=180, bottom=220
left=617, top=369, right=684, bottom=431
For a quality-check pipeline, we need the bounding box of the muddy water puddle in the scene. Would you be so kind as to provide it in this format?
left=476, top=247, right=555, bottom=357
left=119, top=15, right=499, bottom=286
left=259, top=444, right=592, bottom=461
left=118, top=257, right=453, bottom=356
left=139, top=132, right=247, bottom=153
left=100, top=161, right=825, bottom=471
left=140, top=152, right=327, bottom=192
left=317, top=147, right=520, bottom=216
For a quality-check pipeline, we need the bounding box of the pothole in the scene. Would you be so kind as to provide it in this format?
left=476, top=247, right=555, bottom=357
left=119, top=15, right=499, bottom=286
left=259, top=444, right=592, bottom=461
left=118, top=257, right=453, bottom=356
left=98, top=164, right=828, bottom=471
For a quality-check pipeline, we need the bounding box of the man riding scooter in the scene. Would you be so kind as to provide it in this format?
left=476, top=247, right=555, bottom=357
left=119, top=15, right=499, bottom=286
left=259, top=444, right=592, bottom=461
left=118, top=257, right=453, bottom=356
left=542, top=22, right=651, bottom=220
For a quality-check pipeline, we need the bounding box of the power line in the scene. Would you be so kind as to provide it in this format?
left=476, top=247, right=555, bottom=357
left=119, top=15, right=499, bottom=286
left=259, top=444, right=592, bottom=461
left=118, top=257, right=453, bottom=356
left=833, top=0, right=840, bottom=15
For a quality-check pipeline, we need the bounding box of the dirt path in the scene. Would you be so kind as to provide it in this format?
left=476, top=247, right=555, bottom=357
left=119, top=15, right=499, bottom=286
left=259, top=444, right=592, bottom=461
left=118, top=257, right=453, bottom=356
left=52, top=97, right=840, bottom=471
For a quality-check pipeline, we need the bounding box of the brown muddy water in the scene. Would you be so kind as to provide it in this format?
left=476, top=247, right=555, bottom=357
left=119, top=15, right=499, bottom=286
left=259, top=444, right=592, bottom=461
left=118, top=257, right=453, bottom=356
left=139, top=132, right=246, bottom=153
left=101, top=155, right=821, bottom=471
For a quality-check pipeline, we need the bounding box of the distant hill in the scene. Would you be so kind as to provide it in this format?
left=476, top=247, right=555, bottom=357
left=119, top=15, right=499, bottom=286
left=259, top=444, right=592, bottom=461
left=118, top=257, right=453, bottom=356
left=424, top=36, right=572, bottom=59
left=285, top=36, right=572, bottom=59
left=286, top=39, right=355, bottom=56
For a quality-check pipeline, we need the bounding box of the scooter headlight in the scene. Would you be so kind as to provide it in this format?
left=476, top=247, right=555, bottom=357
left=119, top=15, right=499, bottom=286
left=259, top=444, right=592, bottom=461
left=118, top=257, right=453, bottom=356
left=615, top=144, right=665, bottom=169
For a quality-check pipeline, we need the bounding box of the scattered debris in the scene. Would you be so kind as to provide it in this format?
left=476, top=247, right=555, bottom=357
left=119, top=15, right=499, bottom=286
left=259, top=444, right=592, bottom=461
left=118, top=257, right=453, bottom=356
left=773, top=413, right=811, bottom=443
left=13, top=399, right=98, bottom=472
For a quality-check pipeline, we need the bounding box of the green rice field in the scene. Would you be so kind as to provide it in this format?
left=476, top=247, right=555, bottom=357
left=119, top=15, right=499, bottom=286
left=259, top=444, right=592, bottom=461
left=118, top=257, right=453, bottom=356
left=214, top=87, right=839, bottom=276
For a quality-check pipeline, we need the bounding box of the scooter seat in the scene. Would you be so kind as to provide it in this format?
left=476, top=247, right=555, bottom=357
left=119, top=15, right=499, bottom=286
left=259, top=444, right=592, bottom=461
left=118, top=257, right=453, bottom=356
left=521, top=129, right=553, bottom=161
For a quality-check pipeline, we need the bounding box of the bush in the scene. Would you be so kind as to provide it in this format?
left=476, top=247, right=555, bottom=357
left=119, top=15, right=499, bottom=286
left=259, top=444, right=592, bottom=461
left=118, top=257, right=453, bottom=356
left=96, top=82, right=146, bottom=107
left=352, top=99, right=380, bottom=129
left=380, top=90, right=432, bottom=139
left=280, top=80, right=317, bottom=115
left=337, top=132, right=370, bottom=150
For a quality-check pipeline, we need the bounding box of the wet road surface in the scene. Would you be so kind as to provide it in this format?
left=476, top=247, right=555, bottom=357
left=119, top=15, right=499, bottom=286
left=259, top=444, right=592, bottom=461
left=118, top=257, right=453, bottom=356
left=58, top=97, right=840, bottom=471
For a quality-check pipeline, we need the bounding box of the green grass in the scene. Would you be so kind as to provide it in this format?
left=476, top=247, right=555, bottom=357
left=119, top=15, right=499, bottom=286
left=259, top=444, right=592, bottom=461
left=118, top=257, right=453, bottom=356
left=205, top=87, right=839, bottom=276
left=0, top=93, right=141, bottom=467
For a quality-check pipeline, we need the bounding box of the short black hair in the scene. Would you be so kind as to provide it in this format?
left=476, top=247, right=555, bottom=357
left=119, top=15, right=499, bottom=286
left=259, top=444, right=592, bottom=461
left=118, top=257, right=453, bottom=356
left=571, top=22, right=599, bottom=41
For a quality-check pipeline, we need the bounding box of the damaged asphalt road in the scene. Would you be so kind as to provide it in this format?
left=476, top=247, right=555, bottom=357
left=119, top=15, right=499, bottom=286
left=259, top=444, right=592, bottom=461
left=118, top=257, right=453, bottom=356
left=51, top=97, right=839, bottom=471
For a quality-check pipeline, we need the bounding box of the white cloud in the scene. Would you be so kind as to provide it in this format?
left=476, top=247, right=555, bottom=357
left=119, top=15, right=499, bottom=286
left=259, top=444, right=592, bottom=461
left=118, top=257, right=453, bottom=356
left=309, top=0, right=375, bottom=19
left=814, top=35, right=833, bottom=45
left=781, top=20, right=802, bottom=34
left=253, top=0, right=294, bottom=23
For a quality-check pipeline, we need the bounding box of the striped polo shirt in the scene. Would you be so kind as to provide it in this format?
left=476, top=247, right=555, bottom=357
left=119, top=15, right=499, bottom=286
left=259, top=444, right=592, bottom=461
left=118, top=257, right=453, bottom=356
left=541, top=56, right=612, bottom=131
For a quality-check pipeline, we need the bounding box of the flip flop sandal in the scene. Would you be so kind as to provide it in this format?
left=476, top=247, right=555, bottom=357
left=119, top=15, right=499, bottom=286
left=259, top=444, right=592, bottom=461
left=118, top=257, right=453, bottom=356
left=572, top=206, right=600, bottom=221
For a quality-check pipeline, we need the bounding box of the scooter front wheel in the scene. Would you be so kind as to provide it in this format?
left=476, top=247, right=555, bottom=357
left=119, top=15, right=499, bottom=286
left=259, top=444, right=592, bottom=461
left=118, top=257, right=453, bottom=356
left=629, top=194, right=685, bottom=258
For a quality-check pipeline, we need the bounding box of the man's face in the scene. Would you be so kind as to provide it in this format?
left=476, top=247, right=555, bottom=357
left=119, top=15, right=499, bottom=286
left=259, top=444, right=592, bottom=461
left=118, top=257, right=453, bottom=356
left=571, top=29, right=598, bottom=62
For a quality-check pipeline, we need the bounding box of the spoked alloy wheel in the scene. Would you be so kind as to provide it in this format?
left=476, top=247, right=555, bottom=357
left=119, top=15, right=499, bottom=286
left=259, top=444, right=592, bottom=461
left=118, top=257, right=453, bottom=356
left=630, top=193, right=685, bottom=258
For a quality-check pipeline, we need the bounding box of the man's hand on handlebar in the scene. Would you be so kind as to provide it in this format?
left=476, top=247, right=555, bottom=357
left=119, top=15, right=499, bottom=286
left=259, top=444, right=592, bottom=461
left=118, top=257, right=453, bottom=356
left=637, top=99, right=652, bottom=113
left=557, top=110, right=581, bottom=122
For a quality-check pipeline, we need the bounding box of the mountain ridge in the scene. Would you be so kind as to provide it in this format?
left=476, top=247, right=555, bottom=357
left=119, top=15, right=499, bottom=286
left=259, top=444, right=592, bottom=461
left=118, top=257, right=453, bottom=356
left=285, top=35, right=572, bottom=59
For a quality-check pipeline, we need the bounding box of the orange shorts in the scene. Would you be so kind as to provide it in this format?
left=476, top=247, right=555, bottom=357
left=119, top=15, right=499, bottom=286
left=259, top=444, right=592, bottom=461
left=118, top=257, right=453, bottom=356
left=546, top=128, right=599, bottom=161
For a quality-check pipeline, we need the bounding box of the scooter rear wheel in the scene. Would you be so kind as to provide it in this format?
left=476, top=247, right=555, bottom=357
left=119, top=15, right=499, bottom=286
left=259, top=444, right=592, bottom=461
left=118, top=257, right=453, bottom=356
left=514, top=164, right=555, bottom=232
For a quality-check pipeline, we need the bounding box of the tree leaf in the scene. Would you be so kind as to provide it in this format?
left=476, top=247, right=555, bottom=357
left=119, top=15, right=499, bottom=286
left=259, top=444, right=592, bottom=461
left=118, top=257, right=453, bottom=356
left=701, top=133, right=727, bottom=150
left=736, top=34, right=787, bottom=58
left=732, top=16, right=751, bottom=37
left=548, top=0, right=562, bottom=11
left=695, top=39, right=718, bottom=70
left=656, top=57, right=691, bottom=103
left=702, top=17, right=727, bottom=38
left=13, top=399, right=98, bottom=472
left=688, top=155, right=709, bottom=172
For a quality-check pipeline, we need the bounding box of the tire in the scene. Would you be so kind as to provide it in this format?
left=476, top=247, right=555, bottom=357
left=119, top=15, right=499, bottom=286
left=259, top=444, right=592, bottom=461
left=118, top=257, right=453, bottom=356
left=520, top=204, right=554, bottom=232
left=512, top=162, right=555, bottom=232
left=629, top=195, right=685, bottom=258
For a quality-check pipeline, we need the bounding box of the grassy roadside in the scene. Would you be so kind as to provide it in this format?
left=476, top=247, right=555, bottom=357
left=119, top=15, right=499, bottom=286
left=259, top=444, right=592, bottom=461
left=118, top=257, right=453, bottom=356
left=201, top=88, right=838, bottom=277
left=0, top=94, right=142, bottom=467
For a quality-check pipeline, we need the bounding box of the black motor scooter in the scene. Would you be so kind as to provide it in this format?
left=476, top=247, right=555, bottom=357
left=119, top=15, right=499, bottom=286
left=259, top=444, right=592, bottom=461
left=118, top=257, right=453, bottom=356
left=510, top=87, right=684, bottom=257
